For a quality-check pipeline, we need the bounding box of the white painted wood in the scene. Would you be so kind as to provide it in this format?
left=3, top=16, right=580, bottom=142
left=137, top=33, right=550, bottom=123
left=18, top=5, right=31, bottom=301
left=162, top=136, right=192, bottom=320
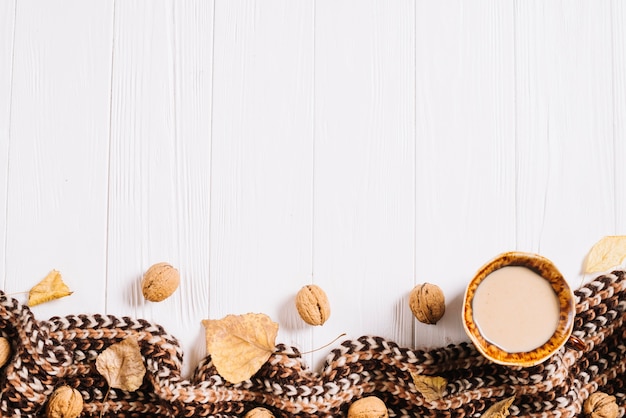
left=1, top=0, right=624, bottom=383
left=313, top=0, right=415, bottom=367
left=4, top=0, right=112, bottom=319
left=106, top=0, right=213, bottom=378
left=615, top=0, right=626, bottom=233
left=209, top=0, right=315, bottom=360
left=414, top=1, right=516, bottom=348
left=0, top=0, right=15, bottom=290
left=515, top=1, right=615, bottom=287
left=171, top=0, right=215, bottom=375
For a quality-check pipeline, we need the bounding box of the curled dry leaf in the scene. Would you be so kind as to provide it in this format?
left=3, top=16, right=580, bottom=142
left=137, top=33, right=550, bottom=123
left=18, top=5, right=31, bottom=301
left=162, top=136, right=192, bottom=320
left=481, top=396, right=515, bottom=418
left=411, top=373, right=447, bottom=402
left=202, top=313, right=278, bottom=384
left=28, top=270, right=73, bottom=307
left=95, top=336, right=146, bottom=392
left=585, top=236, right=626, bottom=273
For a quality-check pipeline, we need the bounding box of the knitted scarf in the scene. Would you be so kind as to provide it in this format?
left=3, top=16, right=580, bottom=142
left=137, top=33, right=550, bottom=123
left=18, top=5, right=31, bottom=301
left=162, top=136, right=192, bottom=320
left=0, top=270, right=624, bottom=417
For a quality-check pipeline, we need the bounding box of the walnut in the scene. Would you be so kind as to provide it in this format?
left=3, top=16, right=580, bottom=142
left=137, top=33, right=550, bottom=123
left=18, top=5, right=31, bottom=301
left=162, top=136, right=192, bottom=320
left=584, top=392, right=618, bottom=418
left=409, top=283, right=445, bottom=325
left=141, top=262, right=180, bottom=302
left=244, top=407, right=275, bottom=418
left=295, top=284, right=330, bottom=326
left=348, top=396, right=389, bottom=418
left=46, top=385, right=83, bottom=418
left=0, top=337, right=11, bottom=368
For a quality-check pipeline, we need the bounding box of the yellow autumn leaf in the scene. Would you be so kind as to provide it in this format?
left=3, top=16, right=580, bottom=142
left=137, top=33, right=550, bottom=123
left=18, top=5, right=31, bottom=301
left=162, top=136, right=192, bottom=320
left=27, top=270, right=73, bottom=306
left=95, top=336, right=146, bottom=392
left=481, top=396, right=515, bottom=418
left=585, top=236, right=626, bottom=273
left=411, top=373, right=447, bottom=402
left=202, top=313, right=278, bottom=384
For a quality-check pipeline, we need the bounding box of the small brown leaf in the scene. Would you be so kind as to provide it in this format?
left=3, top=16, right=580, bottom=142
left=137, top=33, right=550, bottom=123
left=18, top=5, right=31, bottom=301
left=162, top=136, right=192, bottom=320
left=411, top=373, right=447, bottom=402
left=585, top=236, right=626, bottom=273
left=28, top=270, right=73, bottom=306
left=202, top=313, right=278, bottom=384
left=95, top=336, right=146, bottom=392
left=482, top=396, right=515, bottom=418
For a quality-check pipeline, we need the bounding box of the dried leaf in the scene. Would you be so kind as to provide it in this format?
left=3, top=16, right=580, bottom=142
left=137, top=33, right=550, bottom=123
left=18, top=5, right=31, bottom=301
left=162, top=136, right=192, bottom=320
left=585, top=236, right=626, bottom=273
left=411, top=373, right=447, bottom=402
left=202, top=313, right=278, bottom=384
left=28, top=270, right=73, bottom=306
left=95, top=336, right=146, bottom=392
left=482, top=396, right=515, bottom=418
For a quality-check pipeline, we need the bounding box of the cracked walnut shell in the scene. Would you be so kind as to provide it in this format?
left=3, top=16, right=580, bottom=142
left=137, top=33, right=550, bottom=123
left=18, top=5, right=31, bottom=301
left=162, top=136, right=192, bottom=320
left=0, top=337, right=10, bottom=368
left=295, top=284, right=330, bottom=326
left=348, top=396, right=389, bottom=418
left=409, top=283, right=445, bottom=325
left=141, top=262, right=180, bottom=302
left=46, top=385, right=83, bottom=418
left=584, top=392, right=618, bottom=418
left=244, top=407, right=275, bottom=418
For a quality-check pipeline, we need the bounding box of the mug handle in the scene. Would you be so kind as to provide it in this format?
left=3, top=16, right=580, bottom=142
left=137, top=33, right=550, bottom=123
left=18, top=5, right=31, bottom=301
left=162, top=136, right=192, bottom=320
left=566, top=335, right=586, bottom=351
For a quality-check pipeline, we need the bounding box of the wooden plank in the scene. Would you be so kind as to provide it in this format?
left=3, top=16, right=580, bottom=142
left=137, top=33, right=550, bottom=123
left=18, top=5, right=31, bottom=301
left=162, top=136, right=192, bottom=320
left=106, top=0, right=213, bottom=378
left=4, top=0, right=113, bottom=318
left=0, top=0, right=15, bottom=290
left=171, top=0, right=215, bottom=376
left=314, top=0, right=415, bottom=367
left=514, top=1, right=614, bottom=286
left=209, top=0, right=315, bottom=358
left=414, top=1, right=516, bottom=348
left=615, top=0, right=626, bottom=233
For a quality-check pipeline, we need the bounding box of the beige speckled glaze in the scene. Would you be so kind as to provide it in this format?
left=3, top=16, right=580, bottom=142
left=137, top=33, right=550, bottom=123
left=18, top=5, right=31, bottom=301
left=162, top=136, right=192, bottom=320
left=463, top=251, right=575, bottom=367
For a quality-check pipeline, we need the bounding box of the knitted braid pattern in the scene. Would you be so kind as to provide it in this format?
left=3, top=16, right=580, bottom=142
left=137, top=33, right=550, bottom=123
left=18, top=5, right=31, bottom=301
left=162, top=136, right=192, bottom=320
left=0, top=271, right=625, bottom=417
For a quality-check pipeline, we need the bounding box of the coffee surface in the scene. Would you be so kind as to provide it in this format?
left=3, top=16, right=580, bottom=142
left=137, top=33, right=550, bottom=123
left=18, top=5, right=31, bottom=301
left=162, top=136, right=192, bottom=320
left=472, top=266, right=560, bottom=353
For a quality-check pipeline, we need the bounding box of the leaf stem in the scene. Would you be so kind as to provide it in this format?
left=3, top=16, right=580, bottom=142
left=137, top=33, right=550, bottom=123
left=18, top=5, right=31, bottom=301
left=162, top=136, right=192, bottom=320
left=100, top=386, right=110, bottom=418
left=301, top=333, right=347, bottom=355
left=2, top=291, right=28, bottom=297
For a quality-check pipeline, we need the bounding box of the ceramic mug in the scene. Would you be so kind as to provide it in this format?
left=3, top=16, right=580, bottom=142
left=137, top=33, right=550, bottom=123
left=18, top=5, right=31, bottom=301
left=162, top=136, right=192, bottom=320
left=462, top=251, right=584, bottom=367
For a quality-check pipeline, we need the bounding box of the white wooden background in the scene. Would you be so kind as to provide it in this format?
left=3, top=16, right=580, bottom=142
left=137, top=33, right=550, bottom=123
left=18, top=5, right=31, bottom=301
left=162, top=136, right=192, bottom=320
left=1, top=0, right=625, bottom=379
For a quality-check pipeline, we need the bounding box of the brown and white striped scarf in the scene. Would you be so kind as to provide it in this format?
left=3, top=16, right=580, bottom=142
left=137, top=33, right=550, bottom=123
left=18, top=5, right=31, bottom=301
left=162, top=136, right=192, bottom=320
left=0, top=270, right=624, bottom=417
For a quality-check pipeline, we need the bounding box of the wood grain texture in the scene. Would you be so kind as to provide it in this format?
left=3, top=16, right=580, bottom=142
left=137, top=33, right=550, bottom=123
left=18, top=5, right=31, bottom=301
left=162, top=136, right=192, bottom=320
left=4, top=0, right=112, bottom=318
left=515, top=1, right=615, bottom=286
left=1, top=0, right=624, bottom=382
left=414, top=1, right=516, bottom=348
left=314, top=0, right=415, bottom=367
left=615, top=0, right=626, bottom=232
left=171, top=0, right=214, bottom=373
left=106, top=0, right=213, bottom=378
left=0, top=0, right=15, bottom=290
left=209, top=0, right=314, bottom=358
